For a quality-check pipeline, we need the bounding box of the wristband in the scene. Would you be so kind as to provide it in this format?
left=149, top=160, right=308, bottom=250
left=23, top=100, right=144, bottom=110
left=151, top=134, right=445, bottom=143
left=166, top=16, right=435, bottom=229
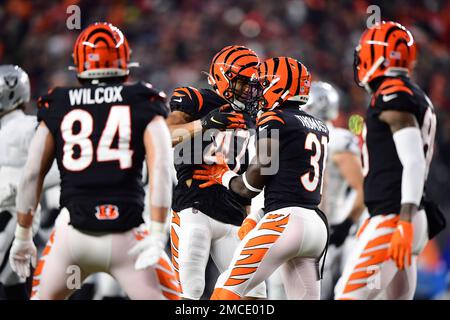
left=14, top=225, right=33, bottom=241
left=222, top=171, right=239, bottom=189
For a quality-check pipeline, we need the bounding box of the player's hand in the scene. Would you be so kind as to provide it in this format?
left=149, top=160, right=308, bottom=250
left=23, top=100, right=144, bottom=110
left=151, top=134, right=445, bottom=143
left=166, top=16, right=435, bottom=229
left=9, top=226, right=37, bottom=279
left=201, top=108, right=249, bottom=130
left=193, top=153, right=232, bottom=188
left=387, top=220, right=413, bottom=270
left=238, top=217, right=257, bottom=240
left=329, top=218, right=353, bottom=248
left=128, top=224, right=167, bottom=270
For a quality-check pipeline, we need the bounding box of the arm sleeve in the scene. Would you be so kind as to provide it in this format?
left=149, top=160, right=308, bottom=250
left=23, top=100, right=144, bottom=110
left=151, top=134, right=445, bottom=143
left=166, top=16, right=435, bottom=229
left=146, top=118, right=173, bottom=208
left=392, top=127, right=426, bottom=206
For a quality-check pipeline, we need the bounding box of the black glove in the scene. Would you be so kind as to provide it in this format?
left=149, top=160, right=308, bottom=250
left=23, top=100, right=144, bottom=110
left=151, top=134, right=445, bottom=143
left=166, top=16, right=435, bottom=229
left=201, top=107, right=250, bottom=130
left=329, top=218, right=353, bottom=247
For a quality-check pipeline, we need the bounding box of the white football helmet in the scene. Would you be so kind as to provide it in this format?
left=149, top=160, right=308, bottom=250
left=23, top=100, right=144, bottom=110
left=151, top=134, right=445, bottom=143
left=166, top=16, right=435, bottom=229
left=0, top=65, right=30, bottom=114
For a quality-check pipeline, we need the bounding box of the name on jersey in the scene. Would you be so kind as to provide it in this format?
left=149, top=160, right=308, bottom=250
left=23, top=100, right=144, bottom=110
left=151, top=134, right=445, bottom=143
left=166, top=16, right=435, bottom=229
left=69, top=86, right=123, bottom=106
left=295, top=115, right=328, bottom=133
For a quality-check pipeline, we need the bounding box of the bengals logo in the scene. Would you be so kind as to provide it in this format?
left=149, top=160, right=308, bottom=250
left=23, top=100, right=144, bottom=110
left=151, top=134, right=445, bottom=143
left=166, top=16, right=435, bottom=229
left=95, top=205, right=120, bottom=220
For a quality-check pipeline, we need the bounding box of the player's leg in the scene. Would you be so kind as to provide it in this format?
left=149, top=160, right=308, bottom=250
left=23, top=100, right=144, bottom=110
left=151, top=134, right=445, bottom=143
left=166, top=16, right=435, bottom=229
left=335, top=214, right=400, bottom=300
left=170, top=208, right=212, bottom=300
left=279, top=257, right=321, bottom=300
left=383, top=209, right=428, bottom=300
left=209, top=219, right=266, bottom=299
left=320, top=244, right=342, bottom=299
left=212, top=207, right=327, bottom=300
left=31, top=209, right=88, bottom=300
left=335, top=210, right=428, bottom=300
left=109, top=227, right=180, bottom=300
left=266, top=268, right=287, bottom=300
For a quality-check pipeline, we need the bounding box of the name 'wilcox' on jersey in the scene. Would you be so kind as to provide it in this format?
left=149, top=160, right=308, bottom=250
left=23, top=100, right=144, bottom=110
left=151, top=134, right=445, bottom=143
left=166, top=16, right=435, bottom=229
left=37, top=82, right=169, bottom=231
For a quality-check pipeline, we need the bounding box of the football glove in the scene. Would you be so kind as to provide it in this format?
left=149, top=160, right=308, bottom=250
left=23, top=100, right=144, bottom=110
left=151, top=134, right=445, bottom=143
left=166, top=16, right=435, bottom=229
left=387, top=220, right=413, bottom=270
left=128, top=221, right=167, bottom=270
left=193, top=153, right=237, bottom=188
left=9, top=225, right=37, bottom=279
left=329, top=218, right=353, bottom=248
left=238, top=209, right=264, bottom=240
left=201, top=107, right=250, bottom=130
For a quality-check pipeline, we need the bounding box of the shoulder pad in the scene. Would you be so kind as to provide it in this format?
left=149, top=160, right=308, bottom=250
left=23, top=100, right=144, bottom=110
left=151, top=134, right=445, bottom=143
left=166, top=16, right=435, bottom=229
left=37, top=87, right=59, bottom=110
left=256, top=110, right=286, bottom=128
left=137, top=82, right=167, bottom=102
left=371, top=78, right=417, bottom=111
left=170, top=86, right=204, bottom=114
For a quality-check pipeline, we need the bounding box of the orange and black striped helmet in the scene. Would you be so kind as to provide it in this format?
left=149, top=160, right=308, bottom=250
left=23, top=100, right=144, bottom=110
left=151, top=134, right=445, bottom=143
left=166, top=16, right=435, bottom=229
left=72, top=22, right=131, bottom=79
left=208, top=45, right=261, bottom=112
left=354, top=21, right=417, bottom=87
left=257, top=57, right=311, bottom=110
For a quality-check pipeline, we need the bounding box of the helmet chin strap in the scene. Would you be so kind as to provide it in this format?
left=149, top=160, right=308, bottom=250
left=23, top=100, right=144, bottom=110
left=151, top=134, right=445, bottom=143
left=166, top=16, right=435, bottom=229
left=361, top=56, right=385, bottom=92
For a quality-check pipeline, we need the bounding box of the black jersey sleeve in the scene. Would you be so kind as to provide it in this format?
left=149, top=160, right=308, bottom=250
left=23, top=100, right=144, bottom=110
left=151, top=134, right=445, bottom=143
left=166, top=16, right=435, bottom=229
left=255, top=110, right=286, bottom=140
left=371, top=78, right=420, bottom=115
left=169, top=87, right=205, bottom=116
left=37, top=87, right=61, bottom=135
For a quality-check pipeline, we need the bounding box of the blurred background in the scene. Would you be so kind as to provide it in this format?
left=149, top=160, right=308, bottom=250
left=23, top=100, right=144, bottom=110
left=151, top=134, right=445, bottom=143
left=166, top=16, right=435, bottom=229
left=0, top=0, right=449, bottom=299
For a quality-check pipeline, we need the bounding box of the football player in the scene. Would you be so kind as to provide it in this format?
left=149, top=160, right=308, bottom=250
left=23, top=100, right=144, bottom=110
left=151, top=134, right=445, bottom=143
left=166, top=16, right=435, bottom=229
left=8, top=23, right=180, bottom=300
left=0, top=65, right=59, bottom=299
left=193, top=57, right=329, bottom=300
left=303, top=81, right=366, bottom=299
left=335, top=21, right=445, bottom=300
left=167, top=45, right=266, bottom=300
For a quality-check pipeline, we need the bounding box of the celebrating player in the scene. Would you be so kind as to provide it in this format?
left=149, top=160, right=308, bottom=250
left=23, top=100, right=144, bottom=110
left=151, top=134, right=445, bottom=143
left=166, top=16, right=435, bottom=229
left=193, top=57, right=329, bottom=300
left=167, top=45, right=266, bottom=300
left=335, top=21, right=445, bottom=300
left=8, top=23, right=179, bottom=300
left=303, top=81, right=366, bottom=299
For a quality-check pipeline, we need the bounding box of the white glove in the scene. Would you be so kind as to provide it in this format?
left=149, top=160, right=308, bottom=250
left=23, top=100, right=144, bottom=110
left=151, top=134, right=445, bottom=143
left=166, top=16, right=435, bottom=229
left=9, top=225, right=37, bottom=279
left=128, top=221, right=167, bottom=270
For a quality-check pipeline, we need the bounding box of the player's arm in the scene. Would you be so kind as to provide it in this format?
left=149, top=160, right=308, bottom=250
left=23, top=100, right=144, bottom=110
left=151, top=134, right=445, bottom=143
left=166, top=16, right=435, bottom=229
left=379, top=109, right=425, bottom=269
left=128, top=115, right=173, bottom=270
left=228, top=137, right=276, bottom=198
left=166, top=110, right=202, bottom=146
left=333, top=151, right=365, bottom=222
left=379, top=110, right=425, bottom=221
left=193, top=136, right=277, bottom=198
left=144, top=115, right=173, bottom=225
left=328, top=151, right=365, bottom=247
left=10, top=122, right=55, bottom=278
left=16, top=122, right=55, bottom=228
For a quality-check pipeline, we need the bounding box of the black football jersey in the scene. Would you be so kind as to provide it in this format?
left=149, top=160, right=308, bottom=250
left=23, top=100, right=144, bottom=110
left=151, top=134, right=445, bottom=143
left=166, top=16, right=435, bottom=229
left=37, top=81, right=169, bottom=232
left=256, top=102, right=329, bottom=212
left=363, top=76, right=436, bottom=216
left=170, top=87, right=251, bottom=226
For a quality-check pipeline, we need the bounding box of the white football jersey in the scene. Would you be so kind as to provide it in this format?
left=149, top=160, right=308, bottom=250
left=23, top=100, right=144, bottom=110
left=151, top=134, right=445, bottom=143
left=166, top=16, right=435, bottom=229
left=0, top=109, right=59, bottom=211
left=321, top=123, right=360, bottom=224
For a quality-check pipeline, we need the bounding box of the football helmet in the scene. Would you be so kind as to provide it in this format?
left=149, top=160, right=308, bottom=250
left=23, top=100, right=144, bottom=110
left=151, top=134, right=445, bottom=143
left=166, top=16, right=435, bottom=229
left=0, top=65, right=30, bottom=114
left=72, top=22, right=134, bottom=79
left=208, top=45, right=261, bottom=114
left=354, top=21, right=416, bottom=89
left=257, top=56, right=311, bottom=111
left=303, top=81, right=339, bottom=121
